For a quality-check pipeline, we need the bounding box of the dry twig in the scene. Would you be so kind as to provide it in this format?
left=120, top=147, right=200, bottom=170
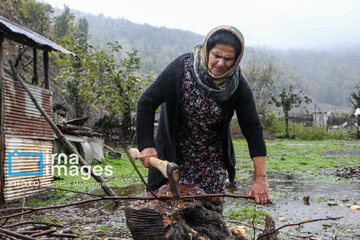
left=257, top=216, right=343, bottom=239
left=0, top=193, right=254, bottom=220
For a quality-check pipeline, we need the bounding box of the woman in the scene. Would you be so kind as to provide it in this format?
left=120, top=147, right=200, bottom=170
left=136, top=25, right=271, bottom=205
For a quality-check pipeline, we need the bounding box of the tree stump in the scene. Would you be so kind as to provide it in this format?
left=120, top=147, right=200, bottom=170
left=125, top=185, right=230, bottom=240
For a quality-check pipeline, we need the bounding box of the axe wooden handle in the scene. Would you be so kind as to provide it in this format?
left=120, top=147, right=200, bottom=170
left=129, top=148, right=169, bottom=179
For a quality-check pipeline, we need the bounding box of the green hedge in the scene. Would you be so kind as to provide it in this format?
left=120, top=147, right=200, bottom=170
left=231, top=115, right=356, bottom=140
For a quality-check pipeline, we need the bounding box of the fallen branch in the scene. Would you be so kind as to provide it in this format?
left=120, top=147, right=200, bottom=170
left=0, top=227, right=37, bottom=240
left=257, top=216, right=343, bottom=239
left=48, top=232, right=79, bottom=238
left=0, top=193, right=254, bottom=220
left=0, top=232, right=17, bottom=240
left=0, top=218, right=9, bottom=227
left=70, top=199, right=118, bottom=225
left=44, top=186, right=104, bottom=198
left=30, top=228, right=56, bottom=237
left=0, top=210, right=33, bottom=221
left=4, top=221, right=63, bottom=229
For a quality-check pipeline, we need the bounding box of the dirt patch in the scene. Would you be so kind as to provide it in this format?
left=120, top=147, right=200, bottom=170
left=326, top=149, right=360, bottom=156
left=334, top=166, right=360, bottom=179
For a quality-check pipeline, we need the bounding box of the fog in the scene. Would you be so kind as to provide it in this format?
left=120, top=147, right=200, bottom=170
left=42, top=0, right=360, bottom=50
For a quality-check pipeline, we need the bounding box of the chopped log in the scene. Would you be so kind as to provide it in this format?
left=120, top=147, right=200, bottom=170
left=125, top=185, right=230, bottom=240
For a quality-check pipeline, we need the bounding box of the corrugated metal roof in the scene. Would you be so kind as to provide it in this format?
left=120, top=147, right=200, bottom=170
left=4, top=78, right=55, bottom=139
left=3, top=137, right=54, bottom=201
left=0, top=15, right=75, bottom=56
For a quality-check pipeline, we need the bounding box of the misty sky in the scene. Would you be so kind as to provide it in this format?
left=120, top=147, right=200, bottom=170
left=42, top=0, right=360, bottom=49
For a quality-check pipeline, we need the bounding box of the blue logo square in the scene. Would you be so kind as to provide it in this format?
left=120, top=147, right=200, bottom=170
left=8, top=150, right=43, bottom=176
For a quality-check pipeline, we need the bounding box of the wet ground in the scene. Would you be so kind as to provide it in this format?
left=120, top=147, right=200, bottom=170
left=226, top=171, right=360, bottom=239
left=24, top=169, right=360, bottom=239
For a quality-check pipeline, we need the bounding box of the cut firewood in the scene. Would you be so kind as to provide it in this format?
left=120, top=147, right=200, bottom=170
left=125, top=185, right=230, bottom=240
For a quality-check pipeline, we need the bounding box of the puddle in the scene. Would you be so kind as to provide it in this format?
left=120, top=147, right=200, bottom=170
left=68, top=173, right=360, bottom=239
left=225, top=171, right=360, bottom=238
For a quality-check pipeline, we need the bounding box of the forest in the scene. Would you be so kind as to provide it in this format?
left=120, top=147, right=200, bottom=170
left=72, top=10, right=360, bottom=109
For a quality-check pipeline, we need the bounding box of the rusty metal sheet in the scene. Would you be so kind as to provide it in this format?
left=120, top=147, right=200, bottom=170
left=4, top=78, right=54, bottom=139
left=3, top=137, right=54, bottom=201
left=0, top=15, right=75, bottom=55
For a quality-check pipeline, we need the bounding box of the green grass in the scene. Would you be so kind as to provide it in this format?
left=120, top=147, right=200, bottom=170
left=23, top=139, right=359, bottom=207
left=52, top=153, right=147, bottom=191
left=24, top=153, right=147, bottom=207
left=234, top=139, right=360, bottom=175
left=226, top=207, right=269, bottom=227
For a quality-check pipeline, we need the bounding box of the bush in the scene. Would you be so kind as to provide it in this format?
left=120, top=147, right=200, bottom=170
left=231, top=114, right=355, bottom=140
left=230, top=117, right=243, bottom=138
left=262, top=114, right=354, bottom=140
left=263, top=114, right=287, bottom=138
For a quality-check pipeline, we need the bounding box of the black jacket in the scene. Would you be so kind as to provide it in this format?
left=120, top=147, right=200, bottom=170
left=136, top=53, right=266, bottom=190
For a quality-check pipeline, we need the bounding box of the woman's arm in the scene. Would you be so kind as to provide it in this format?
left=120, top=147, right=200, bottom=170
left=248, top=156, right=271, bottom=205
left=234, top=75, right=270, bottom=204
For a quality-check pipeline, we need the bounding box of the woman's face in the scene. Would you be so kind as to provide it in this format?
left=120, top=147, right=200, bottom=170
left=207, top=44, right=236, bottom=77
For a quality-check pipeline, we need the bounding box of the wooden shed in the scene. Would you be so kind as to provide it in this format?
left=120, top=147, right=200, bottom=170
left=0, top=16, right=74, bottom=202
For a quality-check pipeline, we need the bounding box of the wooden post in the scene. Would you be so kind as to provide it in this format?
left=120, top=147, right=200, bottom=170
left=10, top=61, right=117, bottom=197
left=43, top=50, right=49, bottom=89
left=32, top=48, right=38, bottom=85
left=357, top=116, right=360, bottom=140
left=292, top=118, right=295, bottom=139
left=0, top=34, right=5, bottom=203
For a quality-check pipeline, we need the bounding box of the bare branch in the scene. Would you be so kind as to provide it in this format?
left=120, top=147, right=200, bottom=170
left=30, top=228, right=56, bottom=237
left=44, top=186, right=104, bottom=198
left=0, top=227, right=37, bottom=240
left=257, top=216, right=343, bottom=239
left=4, top=221, right=63, bottom=229
left=0, top=193, right=254, bottom=220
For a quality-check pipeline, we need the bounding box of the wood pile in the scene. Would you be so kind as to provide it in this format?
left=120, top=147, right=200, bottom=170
left=125, top=184, right=244, bottom=240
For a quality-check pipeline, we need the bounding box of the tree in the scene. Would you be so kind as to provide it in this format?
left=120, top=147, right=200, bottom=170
left=75, top=17, right=89, bottom=45
left=54, top=5, right=72, bottom=40
left=349, top=84, right=360, bottom=139
left=269, top=84, right=312, bottom=138
left=55, top=20, right=94, bottom=118
left=1, top=0, right=54, bottom=37
left=243, top=61, right=279, bottom=116
left=56, top=19, right=154, bottom=140
left=92, top=42, right=155, bottom=139
left=349, top=84, right=360, bottom=109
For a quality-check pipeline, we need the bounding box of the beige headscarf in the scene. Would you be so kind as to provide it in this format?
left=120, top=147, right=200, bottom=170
left=190, top=25, right=245, bottom=102
left=198, top=25, right=245, bottom=88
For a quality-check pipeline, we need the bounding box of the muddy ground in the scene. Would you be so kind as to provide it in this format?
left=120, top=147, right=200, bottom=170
left=8, top=166, right=358, bottom=240
left=2, top=147, right=360, bottom=239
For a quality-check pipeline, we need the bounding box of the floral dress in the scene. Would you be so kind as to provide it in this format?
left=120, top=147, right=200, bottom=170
left=178, top=58, right=227, bottom=194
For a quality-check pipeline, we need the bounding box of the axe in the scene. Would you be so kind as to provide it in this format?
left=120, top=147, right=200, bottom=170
left=129, top=148, right=181, bottom=199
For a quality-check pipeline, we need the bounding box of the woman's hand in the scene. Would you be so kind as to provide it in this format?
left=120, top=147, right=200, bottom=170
left=248, top=156, right=271, bottom=205
left=139, top=147, right=158, bottom=168
left=248, top=177, right=271, bottom=205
